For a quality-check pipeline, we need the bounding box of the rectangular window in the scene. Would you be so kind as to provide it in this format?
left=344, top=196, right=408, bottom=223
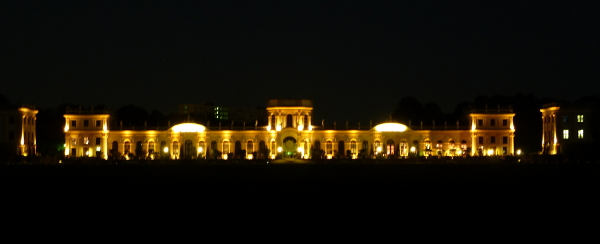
left=502, top=119, right=508, bottom=126
left=84, top=120, right=89, bottom=127
left=71, top=120, right=76, bottom=127
left=503, top=136, right=508, bottom=144
left=578, top=130, right=584, bottom=139
left=96, top=137, right=101, bottom=145
left=478, top=137, right=484, bottom=144
left=491, top=136, right=496, bottom=143
left=563, top=130, right=569, bottom=139
left=577, top=115, right=584, bottom=122
left=563, top=116, right=569, bottom=123
left=96, top=120, right=101, bottom=127
left=490, top=119, right=496, bottom=126
left=477, top=119, right=484, bottom=126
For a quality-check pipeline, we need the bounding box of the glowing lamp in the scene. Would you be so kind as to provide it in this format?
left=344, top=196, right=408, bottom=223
left=96, top=146, right=101, bottom=151
left=410, top=147, right=416, bottom=153
left=198, top=147, right=203, bottom=153
left=277, top=147, right=282, bottom=153
left=163, top=147, right=169, bottom=153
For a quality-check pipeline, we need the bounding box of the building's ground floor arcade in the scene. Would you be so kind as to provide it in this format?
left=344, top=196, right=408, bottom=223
left=65, top=122, right=515, bottom=160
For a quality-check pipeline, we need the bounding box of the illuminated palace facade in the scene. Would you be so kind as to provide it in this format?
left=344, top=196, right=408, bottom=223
left=63, top=99, right=516, bottom=160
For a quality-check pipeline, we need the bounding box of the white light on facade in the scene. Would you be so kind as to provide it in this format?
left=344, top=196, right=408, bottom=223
left=171, top=123, right=206, bottom=133
left=374, top=123, right=407, bottom=132
left=277, top=147, right=282, bottom=153
left=163, top=147, right=169, bottom=153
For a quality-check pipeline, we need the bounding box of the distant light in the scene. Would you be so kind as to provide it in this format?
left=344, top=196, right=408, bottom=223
left=374, top=123, right=407, bottom=132
left=96, top=146, right=101, bottom=151
left=410, top=147, right=416, bottom=152
left=517, top=149, right=522, bottom=156
left=163, top=147, right=169, bottom=153
left=277, top=147, right=282, bottom=153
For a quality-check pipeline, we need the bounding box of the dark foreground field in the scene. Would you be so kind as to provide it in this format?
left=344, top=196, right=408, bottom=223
left=3, top=163, right=598, bottom=214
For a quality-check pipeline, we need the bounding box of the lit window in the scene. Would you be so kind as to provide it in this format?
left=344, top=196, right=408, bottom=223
left=563, top=130, right=569, bottom=139
left=578, top=130, right=584, bottom=139
left=577, top=115, right=584, bottom=122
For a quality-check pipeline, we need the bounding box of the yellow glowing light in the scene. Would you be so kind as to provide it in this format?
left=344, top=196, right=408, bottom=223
left=163, top=147, right=169, bottom=153
left=487, top=149, right=494, bottom=156
left=377, top=147, right=382, bottom=152
left=327, top=154, right=333, bottom=159
left=267, top=125, right=271, bottom=131
left=297, top=147, right=304, bottom=153
left=309, top=125, right=313, bottom=131
left=20, top=136, right=24, bottom=145
left=410, top=147, right=416, bottom=152
left=270, top=154, right=276, bottom=160
left=223, top=154, right=228, bottom=160
left=374, top=123, right=407, bottom=132
left=96, top=146, right=101, bottom=151
left=298, top=124, right=304, bottom=131
left=85, top=151, right=89, bottom=156
left=276, top=125, right=282, bottom=131
left=247, top=154, right=253, bottom=160
left=457, top=149, right=462, bottom=155
left=171, top=123, right=206, bottom=133
left=198, top=147, right=203, bottom=153
left=277, top=147, right=282, bottom=153
left=517, top=149, right=522, bottom=156
left=64, top=124, right=69, bottom=132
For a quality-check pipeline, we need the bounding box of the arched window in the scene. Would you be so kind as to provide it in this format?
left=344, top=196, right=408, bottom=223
left=314, top=140, right=321, bottom=150
left=461, top=140, right=467, bottom=150
left=436, top=140, right=443, bottom=148
left=400, top=141, right=407, bottom=155
left=425, top=140, right=431, bottom=150
left=386, top=139, right=395, bottom=155
left=124, top=141, right=131, bottom=154
left=173, top=141, right=179, bottom=155
left=351, top=141, right=357, bottom=154
left=223, top=141, right=230, bottom=154
left=449, top=140, right=455, bottom=149
left=135, top=141, right=143, bottom=156
left=362, top=140, right=368, bottom=152
left=198, top=141, right=205, bottom=153
left=326, top=141, right=333, bottom=154
left=247, top=141, right=253, bottom=153
left=148, top=141, right=155, bottom=153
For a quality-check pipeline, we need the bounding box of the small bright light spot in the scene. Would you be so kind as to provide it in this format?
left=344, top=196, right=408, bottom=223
left=410, top=147, right=416, bottom=152
left=377, top=147, right=382, bottom=152
left=277, top=147, right=282, bottom=153
left=327, top=154, right=333, bottom=159
left=247, top=154, right=253, bottom=160
left=517, top=149, right=522, bottom=156
left=487, top=149, right=494, bottom=156
left=198, top=147, right=203, bottom=153
left=223, top=154, right=228, bottom=160
left=163, top=147, right=169, bottom=153
left=276, top=125, right=282, bottom=131
left=96, top=146, right=101, bottom=151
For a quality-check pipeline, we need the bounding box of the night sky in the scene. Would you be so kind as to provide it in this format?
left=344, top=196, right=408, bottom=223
left=2, top=1, right=599, bottom=123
